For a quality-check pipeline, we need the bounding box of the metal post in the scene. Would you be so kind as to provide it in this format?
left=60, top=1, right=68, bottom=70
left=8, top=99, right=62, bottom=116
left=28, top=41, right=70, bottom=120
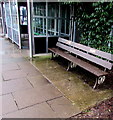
left=4, top=2, right=9, bottom=37
left=65, top=7, right=67, bottom=34
left=9, top=0, right=14, bottom=43
left=2, top=2, right=7, bottom=35
left=71, top=17, right=74, bottom=41
left=1, top=3, right=4, bottom=35
left=69, top=5, right=72, bottom=40
left=54, top=4, right=57, bottom=35
left=70, top=4, right=74, bottom=41
left=46, top=2, right=48, bottom=53
left=58, top=3, right=61, bottom=36
left=73, top=21, right=76, bottom=42
left=43, top=17, right=45, bottom=34
left=72, top=5, right=76, bottom=42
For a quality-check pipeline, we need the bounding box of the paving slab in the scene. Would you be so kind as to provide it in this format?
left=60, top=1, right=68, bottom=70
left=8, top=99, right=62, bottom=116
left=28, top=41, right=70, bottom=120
left=0, top=96, right=2, bottom=116
left=2, top=57, right=27, bottom=65
left=2, top=69, right=27, bottom=81
left=3, top=102, right=58, bottom=118
left=2, top=94, right=18, bottom=115
left=12, top=84, right=62, bottom=109
left=27, top=75, right=51, bottom=88
left=2, top=63, right=20, bottom=72
left=17, top=61, right=41, bottom=76
left=17, top=61, right=34, bottom=69
left=2, top=54, right=12, bottom=59
left=0, top=82, right=2, bottom=95
left=27, top=70, right=42, bottom=77
left=2, top=78, right=33, bottom=94
left=48, top=96, right=80, bottom=118
left=0, top=73, right=3, bottom=96
left=0, top=115, right=2, bottom=120
left=10, top=53, right=23, bottom=58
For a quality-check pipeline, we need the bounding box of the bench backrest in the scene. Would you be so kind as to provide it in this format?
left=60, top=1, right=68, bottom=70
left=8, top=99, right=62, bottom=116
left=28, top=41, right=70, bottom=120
left=56, top=37, right=113, bottom=70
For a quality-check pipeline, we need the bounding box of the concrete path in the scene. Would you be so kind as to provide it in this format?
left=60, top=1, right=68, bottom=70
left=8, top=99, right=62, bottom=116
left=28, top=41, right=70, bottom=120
left=0, top=31, right=80, bottom=118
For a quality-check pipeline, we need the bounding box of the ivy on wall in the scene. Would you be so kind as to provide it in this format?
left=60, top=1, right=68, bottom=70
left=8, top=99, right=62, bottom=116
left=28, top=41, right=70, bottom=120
left=63, top=2, right=113, bottom=54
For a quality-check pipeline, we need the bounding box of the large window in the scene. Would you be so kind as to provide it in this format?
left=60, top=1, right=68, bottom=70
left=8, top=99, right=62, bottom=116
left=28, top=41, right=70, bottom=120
left=5, top=1, right=20, bottom=46
left=32, top=2, right=70, bottom=54
left=33, top=2, right=70, bottom=37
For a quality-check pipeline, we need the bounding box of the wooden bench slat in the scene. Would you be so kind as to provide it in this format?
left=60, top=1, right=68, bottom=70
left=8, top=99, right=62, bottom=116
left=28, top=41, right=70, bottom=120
left=58, top=37, right=113, bottom=62
left=56, top=42, right=113, bottom=70
left=48, top=48, right=108, bottom=76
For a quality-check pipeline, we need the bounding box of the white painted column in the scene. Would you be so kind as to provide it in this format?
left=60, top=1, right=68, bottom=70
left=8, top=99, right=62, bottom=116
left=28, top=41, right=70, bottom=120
left=27, top=0, right=34, bottom=58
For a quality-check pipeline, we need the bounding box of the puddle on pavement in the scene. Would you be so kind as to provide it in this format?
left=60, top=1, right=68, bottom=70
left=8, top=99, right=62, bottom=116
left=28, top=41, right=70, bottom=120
left=31, top=55, right=113, bottom=111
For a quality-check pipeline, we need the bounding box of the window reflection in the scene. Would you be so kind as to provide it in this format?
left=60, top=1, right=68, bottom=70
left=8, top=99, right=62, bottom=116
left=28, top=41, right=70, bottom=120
left=20, top=6, right=27, bottom=25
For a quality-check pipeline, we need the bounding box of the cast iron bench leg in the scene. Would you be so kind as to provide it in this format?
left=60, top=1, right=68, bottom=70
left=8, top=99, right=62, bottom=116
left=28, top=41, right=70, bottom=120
left=93, top=76, right=106, bottom=89
left=51, top=52, right=59, bottom=59
left=51, top=52, right=54, bottom=59
left=67, top=62, right=77, bottom=71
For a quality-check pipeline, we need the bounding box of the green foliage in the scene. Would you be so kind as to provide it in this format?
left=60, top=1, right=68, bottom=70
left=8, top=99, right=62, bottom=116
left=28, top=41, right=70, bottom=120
left=73, top=2, right=113, bottom=54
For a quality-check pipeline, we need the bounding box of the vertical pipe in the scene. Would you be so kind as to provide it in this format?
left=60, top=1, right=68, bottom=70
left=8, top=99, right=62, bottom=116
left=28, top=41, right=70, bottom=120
left=34, top=18, right=36, bottom=33
left=43, top=17, right=45, bottom=34
left=71, top=17, right=74, bottom=42
left=65, top=7, right=67, bottom=34
left=73, top=5, right=76, bottom=42
left=73, top=21, right=76, bottom=42
left=46, top=2, right=48, bottom=53
left=42, top=4, right=45, bottom=34
left=58, top=3, right=61, bottom=36
left=70, top=4, right=74, bottom=41
left=69, top=5, right=72, bottom=40
left=54, top=4, right=57, bottom=35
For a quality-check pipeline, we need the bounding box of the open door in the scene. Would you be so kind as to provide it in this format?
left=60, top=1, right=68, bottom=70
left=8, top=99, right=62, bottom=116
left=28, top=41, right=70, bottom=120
left=18, top=2, right=29, bottom=49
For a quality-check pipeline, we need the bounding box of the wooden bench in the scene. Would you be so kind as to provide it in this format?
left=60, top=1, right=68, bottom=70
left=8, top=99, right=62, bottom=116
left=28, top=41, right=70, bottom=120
left=48, top=37, right=113, bottom=89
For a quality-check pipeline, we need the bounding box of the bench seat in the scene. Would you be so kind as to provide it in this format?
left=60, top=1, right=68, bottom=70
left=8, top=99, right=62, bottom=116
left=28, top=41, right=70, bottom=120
left=49, top=47, right=108, bottom=77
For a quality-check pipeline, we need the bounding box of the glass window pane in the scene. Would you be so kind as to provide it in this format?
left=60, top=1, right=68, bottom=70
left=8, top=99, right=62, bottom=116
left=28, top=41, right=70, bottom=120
left=10, top=2, right=17, bottom=15
left=33, top=17, right=46, bottom=36
left=20, top=6, right=27, bottom=25
left=48, top=19, right=55, bottom=36
left=33, top=2, right=46, bottom=16
left=12, top=16, right=18, bottom=29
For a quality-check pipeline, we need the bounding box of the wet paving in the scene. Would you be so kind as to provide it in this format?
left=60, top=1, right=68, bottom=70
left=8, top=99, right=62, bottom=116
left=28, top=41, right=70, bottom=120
left=31, top=55, right=113, bottom=111
left=0, top=29, right=80, bottom=118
